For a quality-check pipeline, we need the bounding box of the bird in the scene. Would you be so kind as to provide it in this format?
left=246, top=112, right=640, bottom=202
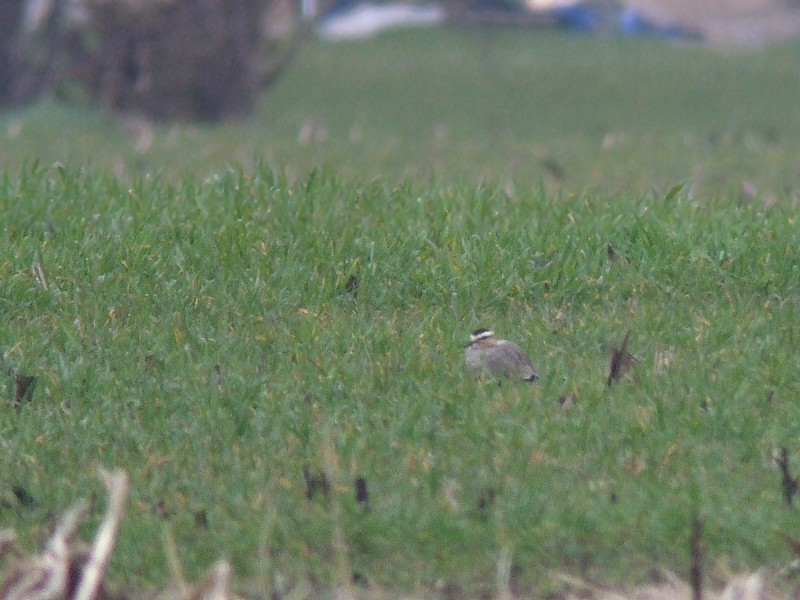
left=464, top=328, right=538, bottom=382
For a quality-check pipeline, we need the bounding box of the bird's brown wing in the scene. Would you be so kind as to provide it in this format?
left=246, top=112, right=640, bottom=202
left=485, top=350, right=512, bottom=378
left=497, top=341, right=537, bottom=380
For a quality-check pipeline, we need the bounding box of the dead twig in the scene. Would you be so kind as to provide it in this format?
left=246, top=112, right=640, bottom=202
left=607, top=330, right=635, bottom=387
left=775, top=447, right=798, bottom=506
left=13, top=375, right=36, bottom=409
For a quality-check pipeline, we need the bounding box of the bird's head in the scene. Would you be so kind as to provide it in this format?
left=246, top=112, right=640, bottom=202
left=465, top=328, right=496, bottom=347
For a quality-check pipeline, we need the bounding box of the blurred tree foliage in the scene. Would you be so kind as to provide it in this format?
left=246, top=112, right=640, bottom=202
left=0, top=0, right=309, bottom=122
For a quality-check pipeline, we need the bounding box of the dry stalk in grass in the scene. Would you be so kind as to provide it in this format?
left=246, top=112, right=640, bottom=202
left=691, top=518, right=704, bottom=600
left=153, top=542, right=238, bottom=600
left=184, top=561, right=232, bottom=600
left=1, top=466, right=790, bottom=600
left=0, top=500, right=89, bottom=600
left=321, top=430, right=357, bottom=600
left=775, top=447, right=799, bottom=506
left=0, top=469, right=128, bottom=600
left=495, top=545, right=513, bottom=600
left=557, top=570, right=778, bottom=600
left=162, top=529, right=190, bottom=599
left=13, top=375, right=36, bottom=409
left=607, top=330, right=635, bottom=387
left=0, top=465, right=244, bottom=600
left=1, top=469, right=243, bottom=600
left=74, top=470, right=128, bottom=600
left=1, top=467, right=127, bottom=600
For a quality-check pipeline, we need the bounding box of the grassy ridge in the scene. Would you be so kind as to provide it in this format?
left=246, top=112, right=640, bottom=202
left=2, top=164, right=799, bottom=593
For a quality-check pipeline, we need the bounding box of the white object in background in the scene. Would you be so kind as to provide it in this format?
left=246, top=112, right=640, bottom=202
left=317, top=3, right=446, bottom=40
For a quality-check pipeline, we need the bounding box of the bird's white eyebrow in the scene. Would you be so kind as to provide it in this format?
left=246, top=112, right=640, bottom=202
left=472, top=330, right=495, bottom=340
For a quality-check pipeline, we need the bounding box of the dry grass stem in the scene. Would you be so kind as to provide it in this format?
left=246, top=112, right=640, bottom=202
left=495, top=546, right=513, bottom=600
left=74, top=469, right=128, bottom=600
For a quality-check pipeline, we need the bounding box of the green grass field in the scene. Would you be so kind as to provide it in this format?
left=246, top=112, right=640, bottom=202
left=2, top=28, right=800, bottom=598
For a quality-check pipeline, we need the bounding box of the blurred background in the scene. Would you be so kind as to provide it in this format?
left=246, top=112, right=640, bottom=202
left=2, top=0, right=800, bottom=197
left=3, top=0, right=800, bottom=123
